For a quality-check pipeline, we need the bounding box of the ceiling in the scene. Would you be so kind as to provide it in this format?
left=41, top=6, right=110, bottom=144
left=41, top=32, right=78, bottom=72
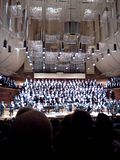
left=1, top=0, right=120, bottom=76
left=8, top=0, right=105, bottom=73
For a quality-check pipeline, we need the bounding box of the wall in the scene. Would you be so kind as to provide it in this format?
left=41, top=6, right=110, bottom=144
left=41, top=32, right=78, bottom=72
left=0, top=87, right=19, bottom=104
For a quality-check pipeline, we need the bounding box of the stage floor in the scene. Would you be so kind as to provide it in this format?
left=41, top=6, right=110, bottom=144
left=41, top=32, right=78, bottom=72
left=0, top=109, right=72, bottom=120
left=1, top=108, right=120, bottom=120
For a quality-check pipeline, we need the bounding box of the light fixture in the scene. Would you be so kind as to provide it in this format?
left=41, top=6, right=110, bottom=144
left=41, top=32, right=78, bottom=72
left=96, top=43, right=99, bottom=51
left=27, top=55, right=30, bottom=59
left=16, top=1, right=20, bottom=5
left=107, top=49, right=110, bottom=56
left=23, top=40, right=27, bottom=48
left=101, top=54, right=104, bottom=60
left=43, top=63, right=45, bottom=69
left=8, top=45, right=11, bottom=52
left=3, top=40, right=7, bottom=48
left=61, top=41, right=64, bottom=51
left=43, top=51, right=45, bottom=54
left=96, top=58, right=99, bottom=62
left=73, top=55, right=75, bottom=59
left=82, top=44, right=86, bottom=53
left=58, top=54, right=60, bottom=59
left=87, top=56, right=90, bottom=60
left=91, top=48, right=94, bottom=54
left=26, top=46, right=28, bottom=53
left=113, top=44, right=117, bottom=51
left=79, top=42, right=82, bottom=50
left=43, top=41, right=45, bottom=49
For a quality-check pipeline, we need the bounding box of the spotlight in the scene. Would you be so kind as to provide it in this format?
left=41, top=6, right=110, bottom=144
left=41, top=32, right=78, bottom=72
left=107, top=49, right=110, bottom=56
left=96, top=43, right=99, bottom=51
left=113, top=44, right=117, bottom=51
left=26, top=46, right=28, bottom=53
left=16, top=1, right=20, bottom=5
left=8, top=45, right=11, bottom=52
left=43, top=41, right=45, bottom=49
left=23, top=40, right=27, bottom=48
left=79, top=42, right=82, bottom=50
left=61, top=41, right=64, bottom=51
left=91, top=48, right=94, bottom=54
left=3, top=40, right=7, bottom=48
left=101, top=55, right=104, bottom=60
left=87, top=56, right=90, bottom=60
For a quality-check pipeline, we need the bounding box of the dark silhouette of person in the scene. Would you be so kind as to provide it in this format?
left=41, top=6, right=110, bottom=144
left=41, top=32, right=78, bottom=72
left=0, top=101, right=5, bottom=116
left=1, top=108, right=55, bottom=159
left=93, top=113, right=113, bottom=159
left=53, top=110, right=93, bottom=159
left=15, top=107, right=32, bottom=117
left=9, top=101, right=14, bottom=117
left=110, top=89, right=115, bottom=100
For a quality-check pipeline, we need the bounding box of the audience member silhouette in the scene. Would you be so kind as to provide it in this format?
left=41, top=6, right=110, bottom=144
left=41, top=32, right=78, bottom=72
left=15, top=107, right=32, bottom=117
left=2, top=108, right=55, bottom=159
left=0, top=108, right=119, bottom=159
left=53, top=110, right=93, bottom=159
left=50, top=118, right=61, bottom=138
left=93, top=113, right=113, bottom=159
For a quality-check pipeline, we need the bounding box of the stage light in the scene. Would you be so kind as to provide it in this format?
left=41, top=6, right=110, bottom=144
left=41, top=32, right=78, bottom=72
left=26, top=46, right=28, bottom=53
left=61, top=41, right=64, bottom=51
left=23, top=40, right=27, bottom=48
left=8, top=45, right=11, bottom=52
left=3, top=40, right=7, bottom=48
left=96, top=43, right=99, bottom=51
left=79, top=42, right=82, bottom=50
left=91, top=48, right=94, bottom=54
left=107, top=49, right=110, bottom=56
left=43, top=41, right=45, bottom=49
left=113, top=44, right=117, bottom=51
left=16, top=1, right=20, bottom=5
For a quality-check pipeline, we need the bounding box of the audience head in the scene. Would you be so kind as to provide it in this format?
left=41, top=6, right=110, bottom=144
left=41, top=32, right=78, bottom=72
left=10, top=108, right=53, bottom=152
left=96, top=113, right=113, bottom=129
left=70, top=110, right=92, bottom=135
left=60, top=114, right=71, bottom=131
left=16, top=107, right=32, bottom=117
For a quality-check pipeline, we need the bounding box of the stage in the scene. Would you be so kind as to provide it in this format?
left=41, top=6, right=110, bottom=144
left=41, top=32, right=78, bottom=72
left=0, top=108, right=120, bottom=120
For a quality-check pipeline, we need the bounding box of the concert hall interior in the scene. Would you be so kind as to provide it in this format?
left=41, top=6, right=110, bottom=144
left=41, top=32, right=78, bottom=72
left=0, top=0, right=120, bottom=158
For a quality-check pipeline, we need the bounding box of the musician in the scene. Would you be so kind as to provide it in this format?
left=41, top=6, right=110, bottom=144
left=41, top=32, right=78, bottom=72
left=87, top=106, right=92, bottom=113
left=110, top=89, right=115, bottom=100
left=36, top=100, right=43, bottom=112
left=34, top=96, right=39, bottom=103
left=54, top=103, right=59, bottom=112
left=0, top=101, right=5, bottom=116
left=9, top=101, right=15, bottom=117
